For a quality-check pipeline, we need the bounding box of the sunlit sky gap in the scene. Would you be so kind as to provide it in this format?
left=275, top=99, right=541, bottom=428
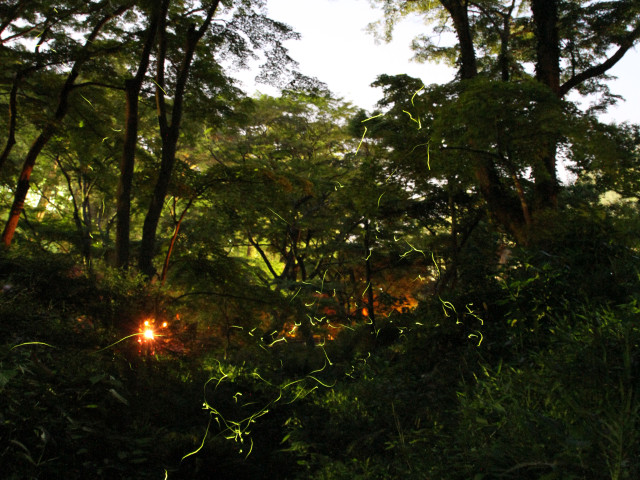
left=232, top=0, right=639, bottom=125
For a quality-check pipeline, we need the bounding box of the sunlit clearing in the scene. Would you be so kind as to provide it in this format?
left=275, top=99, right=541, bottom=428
left=143, top=328, right=155, bottom=340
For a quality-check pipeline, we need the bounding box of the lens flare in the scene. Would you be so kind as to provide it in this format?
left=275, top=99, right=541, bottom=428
left=143, top=328, right=155, bottom=340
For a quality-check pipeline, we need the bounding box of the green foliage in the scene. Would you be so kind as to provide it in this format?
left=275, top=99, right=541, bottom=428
left=456, top=300, right=640, bottom=480
left=0, top=250, right=291, bottom=479
left=1, top=2, right=640, bottom=478
left=2, top=156, right=640, bottom=480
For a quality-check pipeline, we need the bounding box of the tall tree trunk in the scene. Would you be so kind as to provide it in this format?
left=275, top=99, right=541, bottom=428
left=439, top=0, right=527, bottom=243
left=440, top=0, right=477, bottom=81
left=498, top=2, right=516, bottom=82
left=531, top=0, right=561, bottom=95
left=139, top=1, right=220, bottom=277
left=140, top=138, right=179, bottom=275
left=114, top=80, right=139, bottom=268
left=115, top=0, right=167, bottom=268
left=1, top=4, right=130, bottom=248
left=531, top=0, right=561, bottom=211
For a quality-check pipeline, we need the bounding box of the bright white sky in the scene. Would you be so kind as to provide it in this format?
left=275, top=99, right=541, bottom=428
left=233, top=0, right=639, bottom=125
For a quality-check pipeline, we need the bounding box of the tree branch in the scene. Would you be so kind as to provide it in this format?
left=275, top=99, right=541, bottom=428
left=171, top=290, right=272, bottom=305
left=248, top=232, right=280, bottom=279
left=71, top=81, right=125, bottom=91
left=559, top=23, right=640, bottom=97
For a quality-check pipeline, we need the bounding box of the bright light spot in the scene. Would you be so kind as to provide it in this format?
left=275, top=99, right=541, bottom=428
left=143, top=329, right=155, bottom=340
left=162, top=322, right=168, bottom=328
left=144, top=320, right=150, bottom=326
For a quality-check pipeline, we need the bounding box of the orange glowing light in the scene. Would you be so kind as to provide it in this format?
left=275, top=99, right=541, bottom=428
left=162, top=322, right=168, bottom=328
left=143, top=328, right=155, bottom=340
left=362, top=307, right=369, bottom=317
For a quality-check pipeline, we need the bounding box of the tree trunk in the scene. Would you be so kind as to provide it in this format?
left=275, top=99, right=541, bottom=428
left=439, top=0, right=527, bottom=242
left=139, top=1, right=220, bottom=277
left=438, top=0, right=554, bottom=244
left=139, top=138, right=178, bottom=276
left=498, top=5, right=515, bottom=82
left=531, top=0, right=561, bottom=95
left=2, top=128, right=54, bottom=247
left=114, top=79, right=142, bottom=268
left=115, top=0, right=167, bottom=268
left=531, top=0, right=561, bottom=211
left=440, top=0, right=477, bottom=80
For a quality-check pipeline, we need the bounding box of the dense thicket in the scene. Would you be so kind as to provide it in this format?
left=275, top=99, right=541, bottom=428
left=1, top=0, right=639, bottom=478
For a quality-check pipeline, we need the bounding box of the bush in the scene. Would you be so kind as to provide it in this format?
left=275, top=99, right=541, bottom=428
left=455, top=300, right=640, bottom=479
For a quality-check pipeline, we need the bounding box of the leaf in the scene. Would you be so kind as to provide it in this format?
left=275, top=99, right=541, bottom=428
left=108, top=388, right=129, bottom=406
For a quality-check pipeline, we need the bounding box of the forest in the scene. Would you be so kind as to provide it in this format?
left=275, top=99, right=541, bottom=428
left=1, top=0, right=639, bottom=478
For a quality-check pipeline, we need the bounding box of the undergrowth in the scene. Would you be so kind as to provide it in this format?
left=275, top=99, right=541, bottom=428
left=1, top=229, right=639, bottom=479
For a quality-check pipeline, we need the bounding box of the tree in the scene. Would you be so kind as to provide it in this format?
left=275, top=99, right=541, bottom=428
left=0, top=0, right=320, bottom=263
left=569, top=120, right=640, bottom=203
left=114, top=0, right=168, bottom=269
left=135, top=0, right=222, bottom=274
left=1, top=1, right=93, bottom=174
left=369, top=0, right=640, bottom=244
left=1, top=1, right=133, bottom=248
left=198, top=93, right=360, bottom=333
left=136, top=0, right=321, bottom=276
